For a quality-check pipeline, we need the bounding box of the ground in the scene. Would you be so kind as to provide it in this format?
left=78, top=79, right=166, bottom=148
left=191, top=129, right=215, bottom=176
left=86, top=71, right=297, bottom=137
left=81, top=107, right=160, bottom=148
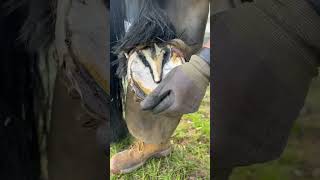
left=230, top=76, right=320, bottom=180
left=110, top=88, right=210, bottom=180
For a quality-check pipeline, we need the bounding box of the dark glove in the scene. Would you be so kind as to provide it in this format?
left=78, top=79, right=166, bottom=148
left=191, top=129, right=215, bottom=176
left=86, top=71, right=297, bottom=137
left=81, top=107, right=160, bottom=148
left=140, top=51, right=210, bottom=115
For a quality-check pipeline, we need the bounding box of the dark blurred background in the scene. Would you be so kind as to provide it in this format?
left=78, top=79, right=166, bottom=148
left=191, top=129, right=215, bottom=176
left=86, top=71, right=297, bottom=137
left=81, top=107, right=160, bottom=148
left=231, top=73, right=320, bottom=180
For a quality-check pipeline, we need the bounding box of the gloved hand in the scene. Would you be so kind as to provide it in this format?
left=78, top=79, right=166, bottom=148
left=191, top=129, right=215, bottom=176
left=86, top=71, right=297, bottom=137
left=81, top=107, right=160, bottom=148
left=140, top=46, right=210, bottom=116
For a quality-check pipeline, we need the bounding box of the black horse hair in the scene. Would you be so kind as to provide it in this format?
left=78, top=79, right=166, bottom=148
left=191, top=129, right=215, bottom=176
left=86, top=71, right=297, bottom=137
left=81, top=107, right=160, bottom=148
left=110, top=0, right=129, bottom=142
left=112, top=0, right=177, bottom=78
left=113, top=0, right=177, bottom=54
left=1, top=1, right=44, bottom=179
left=2, top=0, right=57, bottom=52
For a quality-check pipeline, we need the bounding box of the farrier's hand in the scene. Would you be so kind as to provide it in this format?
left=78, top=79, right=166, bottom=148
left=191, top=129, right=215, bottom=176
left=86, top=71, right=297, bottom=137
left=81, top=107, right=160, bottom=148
left=140, top=47, right=210, bottom=116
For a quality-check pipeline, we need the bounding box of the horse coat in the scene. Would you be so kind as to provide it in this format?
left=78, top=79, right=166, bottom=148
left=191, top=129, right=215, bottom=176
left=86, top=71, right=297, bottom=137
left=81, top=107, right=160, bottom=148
left=1, top=0, right=113, bottom=179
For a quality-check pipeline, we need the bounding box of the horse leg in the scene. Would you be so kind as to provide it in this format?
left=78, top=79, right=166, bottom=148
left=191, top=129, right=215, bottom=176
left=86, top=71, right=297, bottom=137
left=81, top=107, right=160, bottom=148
left=47, top=74, right=106, bottom=180
left=47, top=0, right=108, bottom=179
left=162, top=0, right=209, bottom=56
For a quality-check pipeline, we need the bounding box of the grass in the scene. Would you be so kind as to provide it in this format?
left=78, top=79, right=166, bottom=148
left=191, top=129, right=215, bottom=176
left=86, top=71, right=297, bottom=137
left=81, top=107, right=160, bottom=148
left=230, top=77, right=320, bottom=180
left=110, top=88, right=210, bottom=180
